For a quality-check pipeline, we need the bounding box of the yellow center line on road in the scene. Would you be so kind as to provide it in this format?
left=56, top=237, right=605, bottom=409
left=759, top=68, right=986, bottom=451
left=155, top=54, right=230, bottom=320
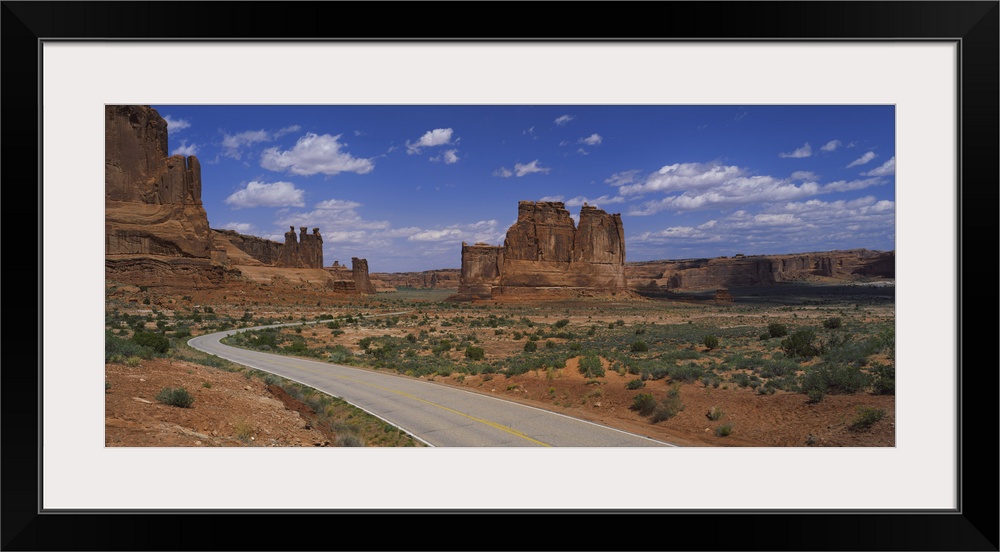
left=250, top=354, right=552, bottom=447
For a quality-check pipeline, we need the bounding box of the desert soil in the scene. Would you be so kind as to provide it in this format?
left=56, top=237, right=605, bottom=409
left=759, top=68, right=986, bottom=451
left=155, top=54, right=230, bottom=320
left=106, top=281, right=895, bottom=448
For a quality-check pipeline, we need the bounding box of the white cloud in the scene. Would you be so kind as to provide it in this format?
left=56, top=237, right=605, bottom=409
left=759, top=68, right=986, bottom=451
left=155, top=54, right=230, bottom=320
left=576, top=148, right=589, bottom=156
left=822, top=177, right=885, bottom=192
left=274, top=125, right=301, bottom=137
left=400, top=220, right=503, bottom=245
left=221, top=222, right=256, bottom=234
left=579, top=133, right=602, bottom=146
left=431, top=149, right=460, bottom=164
left=618, top=163, right=745, bottom=196
left=779, top=143, right=812, bottom=158
left=820, top=140, right=842, bottom=152
left=493, top=167, right=514, bottom=178
left=224, top=181, right=305, bottom=209
left=514, top=160, right=550, bottom=177
left=554, top=114, right=574, bottom=126
left=629, top=195, right=894, bottom=255
left=163, top=115, right=191, bottom=132
left=406, top=128, right=454, bottom=154
left=261, top=133, right=374, bottom=176
left=314, top=198, right=362, bottom=211
left=863, top=156, right=895, bottom=176
left=791, top=171, right=818, bottom=181
left=171, top=141, right=197, bottom=156
left=538, top=195, right=565, bottom=202
left=628, top=176, right=822, bottom=215
left=605, top=170, right=641, bottom=187
left=564, top=195, right=626, bottom=208
left=846, top=151, right=877, bottom=168
left=222, top=130, right=271, bottom=159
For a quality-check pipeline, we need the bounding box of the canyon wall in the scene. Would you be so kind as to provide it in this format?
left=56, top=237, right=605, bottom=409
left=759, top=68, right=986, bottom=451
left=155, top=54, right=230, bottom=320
left=627, top=249, right=895, bottom=291
left=455, top=201, right=627, bottom=300
left=105, top=105, right=227, bottom=286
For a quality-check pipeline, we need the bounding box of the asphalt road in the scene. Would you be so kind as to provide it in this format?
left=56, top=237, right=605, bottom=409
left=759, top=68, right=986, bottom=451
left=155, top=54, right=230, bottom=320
left=187, top=318, right=675, bottom=448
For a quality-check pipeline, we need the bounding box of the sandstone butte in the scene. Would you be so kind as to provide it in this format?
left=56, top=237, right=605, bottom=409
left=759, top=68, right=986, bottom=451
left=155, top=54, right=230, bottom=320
left=105, top=105, right=374, bottom=293
left=454, top=201, right=630, bottom=301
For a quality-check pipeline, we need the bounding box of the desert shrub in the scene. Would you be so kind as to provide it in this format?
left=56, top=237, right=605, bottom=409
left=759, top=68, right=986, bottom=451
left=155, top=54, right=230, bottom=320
left=625, top=378, right=645, bottom=390
left=336, top=434, right=365, bottom=447
left=731, top=372, right=752, bottom=388
left=587, top=326, right=597, bottom=337
left=327, top=345, right=353, bottom=364
left=650, top=386, right=684, bottom=423
left=767, top=322, right=789, bottom=338
left=465, top=346, right=485, bottom=361
left=131, top=332, right=170, bottom=354
left=799, top=363, right=871, bottom=401
left=630, top=393, right=657, bottom=416
left=781, top=328, right=821, bottom=358
left=552, top=319, right=570, bottom=329
left=849, top=406, right=885, bottom=431
left=155, top=387, right=194, bottom=408
left=358, top=336, right=375, bottom=351
left=870, top=362, right=895, bottom=395
left=823, top=317, right=843, bottom=329
left=668, top=363, right=703, bottom=383
left=432, top=340, right=453, bottom=356
left=703, top=335, right=719, bottom=350
left=759, top=358, right=799, bottom=379
left=630, top=340, right=649, bottom=353
left=715, top=423, right=733, bottom=437
left=545, top=340, right=556, bottom=349
left=758, top=332, right=772, bottom=341
left=706, top=406, right=724, bottom=421
left=578, top=354, right=605, bottom=378
left=326, top=321, right=341, bottom=330
left=105, top=331, right=148, bottom=361
left=523, top=341, right=538, bottom=353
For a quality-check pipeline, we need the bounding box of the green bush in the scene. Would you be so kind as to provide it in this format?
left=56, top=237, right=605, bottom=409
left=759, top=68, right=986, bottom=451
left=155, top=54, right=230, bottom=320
left=552, top=319, right=570, bottom=329
left=464, top=346, right=485, bottom=361
left=715, top=423, right=733, bottom=437
left=523, top=341, right=538, bottom=353
left=578, top=354, right=605, bottom=378
left=630, top=393, right=657, bottom=416
left=650, top=386, right=684, bottom=423
left=781, top=328, right=821, bottom=358
left=706, top=406, right=724, bottom=421
left=870, top=362, right=895, bottom=395
left=702, top=335, right=719, bottom=350
left=105, top=330, right=148, bottom=361
left=630, top=340, right=649, bottom=353
left=767, top=322, right=789, bottom=338
left=155, top=387, right=194, bottom=408
left=625, top=378, right=645, bottom=390
left=823, top=317, right=843, bottom=329
left=849, top=406, right=885, bottom=431
left=131, top=332, right=170, bottom=354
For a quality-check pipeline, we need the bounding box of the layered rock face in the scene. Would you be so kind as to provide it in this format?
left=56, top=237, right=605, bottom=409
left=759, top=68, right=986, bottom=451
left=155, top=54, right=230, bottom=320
left=627, top=249, right=895, bottom=291
left=106, top=105, right=222, bottom=285
left=323, top=258, right=376, bottom=294
left=370, top=269, right=461, bottom=290
left=277, top=227, right=324, bottom=269
left=456, top=201, right=627, bottom=300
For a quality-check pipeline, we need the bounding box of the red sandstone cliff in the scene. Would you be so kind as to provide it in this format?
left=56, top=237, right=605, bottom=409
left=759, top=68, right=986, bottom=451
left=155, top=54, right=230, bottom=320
left=455, top=201, right=627, bottom=300
left=105, top=105, right=228, bottom=286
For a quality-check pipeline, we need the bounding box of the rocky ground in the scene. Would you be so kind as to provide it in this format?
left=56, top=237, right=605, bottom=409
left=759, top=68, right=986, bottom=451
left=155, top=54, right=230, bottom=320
left=106, top=278, right=895, bottom=448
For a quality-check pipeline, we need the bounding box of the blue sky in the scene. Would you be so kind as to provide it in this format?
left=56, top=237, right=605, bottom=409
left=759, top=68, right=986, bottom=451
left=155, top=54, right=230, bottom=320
left=153, top=105, right=895, bottom=273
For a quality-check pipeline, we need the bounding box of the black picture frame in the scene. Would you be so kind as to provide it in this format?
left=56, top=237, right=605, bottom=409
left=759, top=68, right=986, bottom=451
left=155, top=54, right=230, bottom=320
left=4, top=2, right=997, bottom=550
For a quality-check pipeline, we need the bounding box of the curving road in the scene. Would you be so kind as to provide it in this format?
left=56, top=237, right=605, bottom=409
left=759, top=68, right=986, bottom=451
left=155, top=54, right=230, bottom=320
left=188, top=317, right=675, bottom=448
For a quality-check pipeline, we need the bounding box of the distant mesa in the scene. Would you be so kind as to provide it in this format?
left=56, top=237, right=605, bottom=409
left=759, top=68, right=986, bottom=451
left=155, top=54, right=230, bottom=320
left=454, top=201, right=629, bottom=300
left=105, top=105, right=373, bottom=293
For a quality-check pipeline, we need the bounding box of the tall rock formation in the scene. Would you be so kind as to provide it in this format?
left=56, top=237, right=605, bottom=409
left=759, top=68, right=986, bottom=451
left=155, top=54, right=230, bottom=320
left=456, top=201, right=627, bottom=300
left=105, top=105, right=225, bottom=286
left=276, top=226, right=324, bottom=269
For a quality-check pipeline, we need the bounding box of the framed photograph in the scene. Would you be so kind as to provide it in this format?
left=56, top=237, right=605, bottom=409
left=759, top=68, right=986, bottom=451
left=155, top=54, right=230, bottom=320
left=7, top=2, right=996, bottom=550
